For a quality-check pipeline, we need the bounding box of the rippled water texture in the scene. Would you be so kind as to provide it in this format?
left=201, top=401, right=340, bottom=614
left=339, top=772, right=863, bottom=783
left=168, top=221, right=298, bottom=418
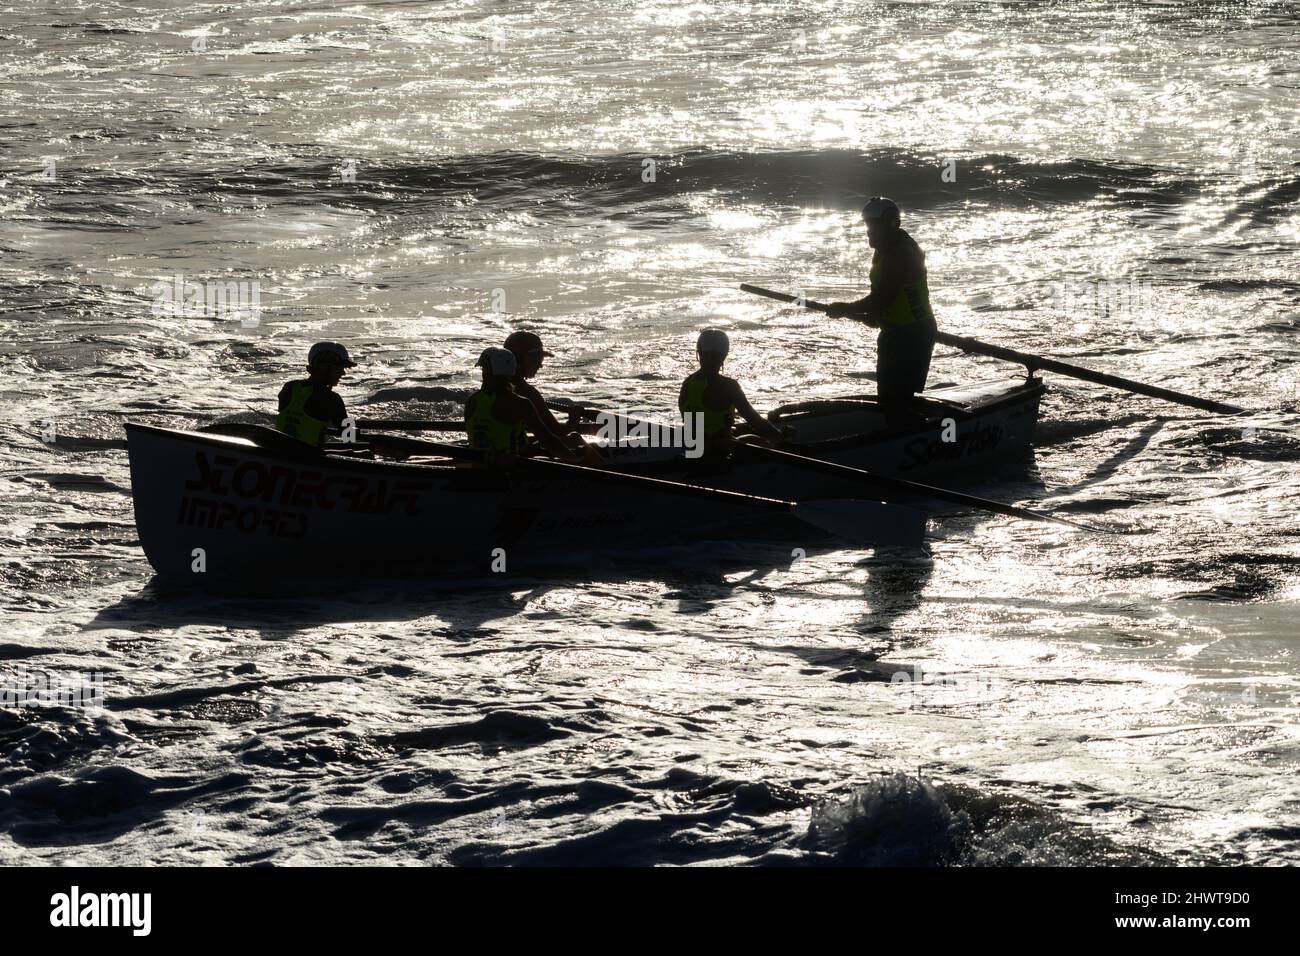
left=1, top=1, right=1298, bottom=865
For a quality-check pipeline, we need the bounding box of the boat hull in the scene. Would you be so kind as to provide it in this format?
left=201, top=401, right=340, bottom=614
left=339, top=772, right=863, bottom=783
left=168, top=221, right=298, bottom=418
left=125, top=424, right=923, bottom=581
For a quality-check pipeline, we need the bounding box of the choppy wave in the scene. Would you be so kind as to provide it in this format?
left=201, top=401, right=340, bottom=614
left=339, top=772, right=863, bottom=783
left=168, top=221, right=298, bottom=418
left=11, top=148, right=1299, bottom=226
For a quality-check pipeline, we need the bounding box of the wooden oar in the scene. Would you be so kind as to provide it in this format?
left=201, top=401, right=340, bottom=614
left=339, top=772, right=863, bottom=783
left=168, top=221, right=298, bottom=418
left=732, top=442, right=1107, bottom=533
left=542, top=400, right=668, bottom=434
left=534, top=399, right=1104, bottom=532
left=357, top=418, right=615, bottom=437
left=740, top=283, right=1247, bottom=415
left=356, top=419, right=466, bottom=432
left=360, top=432, right=923, bottom=544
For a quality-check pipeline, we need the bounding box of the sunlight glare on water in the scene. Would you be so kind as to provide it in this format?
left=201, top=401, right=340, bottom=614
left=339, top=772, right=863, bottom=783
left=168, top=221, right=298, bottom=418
left=0, top=0, right=1297, bottom=867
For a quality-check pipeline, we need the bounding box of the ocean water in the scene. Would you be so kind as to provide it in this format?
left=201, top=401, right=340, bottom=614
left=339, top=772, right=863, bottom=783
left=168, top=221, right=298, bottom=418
left=1, top=0, right=1298, bottom=865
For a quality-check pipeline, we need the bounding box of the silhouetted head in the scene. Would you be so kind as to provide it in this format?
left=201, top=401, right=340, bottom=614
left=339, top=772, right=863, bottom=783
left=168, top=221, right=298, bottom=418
left=862, top=196, right=901, bottom=248
left=504, top=330, right=553, bottom=379
left=476, top=346, right=517, bottom=388
left=696, top=328, right=729, bottom=374
left=307, top=341, right=356, bottom=387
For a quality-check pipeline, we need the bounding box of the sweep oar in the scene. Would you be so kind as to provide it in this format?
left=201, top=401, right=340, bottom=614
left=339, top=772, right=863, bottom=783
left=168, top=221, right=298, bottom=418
left=358, top=432, right=923, bottom=544
left=542, top=400, right=669, bottom=434
left=731, top=442, right=1107, bottom=533
left=356, top=419, right=466, bottom=432
left=357, top=417, right=615, bottom=437
left=739, top=283, right=1246, bottom=415
left=538, top=398, right=1101, bottom=532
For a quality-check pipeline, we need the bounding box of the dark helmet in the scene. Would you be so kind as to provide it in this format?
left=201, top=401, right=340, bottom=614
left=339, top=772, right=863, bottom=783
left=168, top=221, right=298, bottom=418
left=307, top=341, right=358, bottom=369
left=862, top=196, right=901, bottom=230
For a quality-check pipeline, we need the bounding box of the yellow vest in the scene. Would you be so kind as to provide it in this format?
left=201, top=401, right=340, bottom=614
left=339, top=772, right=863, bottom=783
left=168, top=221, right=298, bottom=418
left=275, top=382, right=329, bottom=446
left=870, top=258, right=934, bottom=328
left=466, top=390, right=526, bottom=453
left=680, top=373, right=735, bottom=436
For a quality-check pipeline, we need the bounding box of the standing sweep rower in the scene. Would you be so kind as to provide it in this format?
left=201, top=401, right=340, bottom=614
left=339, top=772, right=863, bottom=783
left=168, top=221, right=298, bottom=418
left=275, top=341, right=356, bottom=446
left=824, top=198, right=937, bottom=426
left=465, top=347, right=586, bottom=465
left=678, top=329, right=787, bottom=460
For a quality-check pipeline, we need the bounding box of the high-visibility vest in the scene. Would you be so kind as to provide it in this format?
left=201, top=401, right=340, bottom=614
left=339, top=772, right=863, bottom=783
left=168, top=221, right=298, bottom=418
left=275, top=381, right=330, bottom=446
left=680, top=372, right=735, bottom=436
left=466, top=390, right=526, bottom=453
left=870, top=257, right=935, bottom=328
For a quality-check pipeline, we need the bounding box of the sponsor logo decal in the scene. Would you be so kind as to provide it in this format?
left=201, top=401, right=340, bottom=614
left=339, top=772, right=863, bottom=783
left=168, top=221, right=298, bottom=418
left=175, top=451, right=435, bottom=537
left=901, top=424, right=1004, bottom=470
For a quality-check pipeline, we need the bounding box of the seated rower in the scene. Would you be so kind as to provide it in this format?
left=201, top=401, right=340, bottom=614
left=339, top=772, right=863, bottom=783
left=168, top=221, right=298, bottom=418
left=275, top=341, right=356, bottom=447
left=503, top=329, right=604, bottom=466
left=678, top=329, right=787, bottom=459
left=465, top=347, right=589, bottom=466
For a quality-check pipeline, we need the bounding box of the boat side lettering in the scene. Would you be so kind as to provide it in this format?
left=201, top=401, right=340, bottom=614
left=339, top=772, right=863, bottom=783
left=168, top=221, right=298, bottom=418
left=901, top=423, right=1005, bottom=471
left=178, top=496, right=308, bottom=538
left=182, top=450, right=433, bottom=515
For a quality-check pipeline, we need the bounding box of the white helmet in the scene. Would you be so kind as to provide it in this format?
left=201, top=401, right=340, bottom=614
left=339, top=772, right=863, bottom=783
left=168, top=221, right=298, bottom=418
left=696, top=329, right=730, bottom=356
left=476, top=346, right=517, bottom=377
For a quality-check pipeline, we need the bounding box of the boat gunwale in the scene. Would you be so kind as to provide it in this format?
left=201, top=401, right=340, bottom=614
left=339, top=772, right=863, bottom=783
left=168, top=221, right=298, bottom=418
left=123, top=421, right=806, bottom=509
left=124, top=421, right=464, bottom=479
left=778, top=377, right=1045, bottom=455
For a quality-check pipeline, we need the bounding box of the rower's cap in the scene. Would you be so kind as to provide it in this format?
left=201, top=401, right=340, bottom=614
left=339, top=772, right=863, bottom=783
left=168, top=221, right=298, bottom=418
left=504, top=330, right=554, bottom=358
left=696, top=329, right=730, bottom=356
left=308, top=342, right=358, bottom=368
left=476, top=346, right=517, bottom=377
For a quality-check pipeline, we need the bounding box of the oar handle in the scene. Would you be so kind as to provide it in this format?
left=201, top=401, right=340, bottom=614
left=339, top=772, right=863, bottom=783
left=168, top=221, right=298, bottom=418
left=740, top=284, right=831, bottom=314
left=740, top=283, right=1247, bottom=415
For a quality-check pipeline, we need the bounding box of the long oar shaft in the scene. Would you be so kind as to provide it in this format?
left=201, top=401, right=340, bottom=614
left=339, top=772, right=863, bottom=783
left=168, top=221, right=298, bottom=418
left=542, top=400, right=667, bottom=434
left=937, top=330, right=1245, bottom=415
left=739, top=284, right=1245, bottom=415
left=362, top=432, right=797, bottom=512
left=358, top=420, right=465, bottom=432
left=733, top=442, right=1104, bottom=533
left=533, top=398, right=1100, bottom=532
left=358, top=419, right=613, bottom=436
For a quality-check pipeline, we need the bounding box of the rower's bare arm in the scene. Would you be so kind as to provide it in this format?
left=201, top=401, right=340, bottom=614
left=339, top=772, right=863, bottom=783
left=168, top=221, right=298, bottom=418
left=523, top=403, right=587, bottom=461
left=734, top=384, right=784, bottom=440
left=537, top=400, right=569, bottom=438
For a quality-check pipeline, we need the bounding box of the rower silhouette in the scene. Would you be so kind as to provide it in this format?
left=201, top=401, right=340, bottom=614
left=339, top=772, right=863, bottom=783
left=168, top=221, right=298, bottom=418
left=465, top=347, right=582, bottom=467
left=503, top=330, right=603, bottom=466
left=679, top=329, right=788, bottom=462
left=824, top=198, right=937, bottom=428
left=275, top=342, right=356, bottom=446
